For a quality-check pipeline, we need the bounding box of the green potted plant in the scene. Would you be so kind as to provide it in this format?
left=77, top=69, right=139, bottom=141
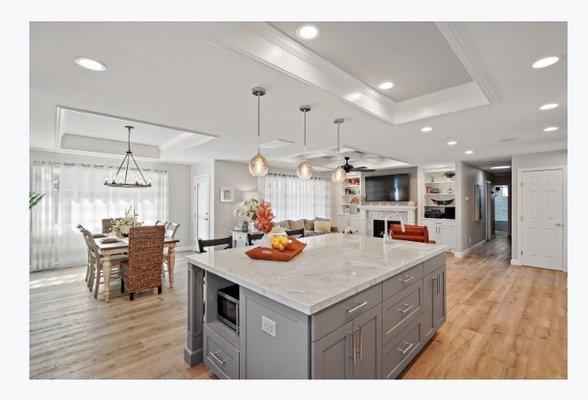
left=29, top=191, right=45, bottom=209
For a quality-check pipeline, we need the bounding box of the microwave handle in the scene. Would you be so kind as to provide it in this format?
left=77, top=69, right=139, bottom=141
left=236, top=303, right=240, bottom=334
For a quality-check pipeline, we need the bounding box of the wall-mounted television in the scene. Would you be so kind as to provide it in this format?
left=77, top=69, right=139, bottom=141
left=365, top=174, right=410, bottom=202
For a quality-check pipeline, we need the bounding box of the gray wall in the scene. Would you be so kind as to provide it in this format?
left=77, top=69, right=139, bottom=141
left=30, top=149, right=192, bottom=248
left=511, top=150, right=567, bottom=267
left=459, top=162, right=492, bottom=252
left=213, top=160, right=257, bottom=237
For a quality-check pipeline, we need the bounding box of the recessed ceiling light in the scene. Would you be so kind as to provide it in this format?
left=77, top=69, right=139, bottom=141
left=540, top=103, right=559, bottom=110
left=346, top=92, right=362, bottom=101
left=446, top=141, right=458, bottom=146
left=490, top=165, right=511, bottom=170
left=543, top=126, right=559, bottom=132
left=296, top=24, right=320, bottom=40
left=74, top=57, right=107, bottom=71
left=378, top=81, right=394, bottom=90
left=465, top=150, right=474, bottom=155
left=532, top=56, right=559, bottom=69
left=420, top=126, right=433, bottom=133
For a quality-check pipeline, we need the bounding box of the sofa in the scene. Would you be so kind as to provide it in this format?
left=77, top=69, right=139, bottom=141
left=277, top=218, right=337, bottom=237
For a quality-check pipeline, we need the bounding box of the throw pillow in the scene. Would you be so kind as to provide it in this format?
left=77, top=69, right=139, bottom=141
left=303, top=219, right=315, bottom=230
left=314, top=220, right=331, bottom=233
left=290, top=219, right=305, bottom=230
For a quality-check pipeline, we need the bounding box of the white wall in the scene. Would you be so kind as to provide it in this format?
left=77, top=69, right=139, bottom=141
left=459, top=162, right=493, bottom=252
left=511, top=150, right=567, bottom=267
left=30, top=149, right=193, bottom=248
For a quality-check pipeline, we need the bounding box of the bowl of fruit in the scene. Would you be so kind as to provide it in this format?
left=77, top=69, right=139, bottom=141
left=268, top=227, right=290, bottom=252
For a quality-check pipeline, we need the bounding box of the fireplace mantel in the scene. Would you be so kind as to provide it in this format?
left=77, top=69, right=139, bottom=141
left=359, top=204, right=417, bottom=236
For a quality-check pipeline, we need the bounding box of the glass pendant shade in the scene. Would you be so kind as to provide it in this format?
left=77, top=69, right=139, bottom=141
left=296, top=160, right=313, bottom=180
left=331, top=166, right=346, bottom=183
left=249, top=152, right=269, bottom=177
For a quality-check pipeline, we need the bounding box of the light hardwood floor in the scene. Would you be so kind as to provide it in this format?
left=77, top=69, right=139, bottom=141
left=30, top=235, right=567, bottom=379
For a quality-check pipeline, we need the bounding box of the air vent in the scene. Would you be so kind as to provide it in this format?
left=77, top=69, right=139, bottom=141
left=260, top=138, right=294, bottom=149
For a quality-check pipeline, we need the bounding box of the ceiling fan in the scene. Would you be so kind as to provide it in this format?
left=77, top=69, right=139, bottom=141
left=341, top=156, right=375, bottom=173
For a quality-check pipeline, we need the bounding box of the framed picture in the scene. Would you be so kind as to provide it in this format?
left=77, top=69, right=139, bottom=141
left=473, top=184, right=482, bottom=221
left=220, top=187, right=234, bottom=202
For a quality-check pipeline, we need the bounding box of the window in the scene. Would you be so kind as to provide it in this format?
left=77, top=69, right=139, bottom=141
left=30, top=161, right=169, bottom=270
left=258, top=173, right=331, bottom=221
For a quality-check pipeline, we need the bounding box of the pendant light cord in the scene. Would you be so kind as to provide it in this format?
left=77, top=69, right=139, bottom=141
left=303, top=110, right=307, bottom=155
left=257, top=93, right=261, bottom=154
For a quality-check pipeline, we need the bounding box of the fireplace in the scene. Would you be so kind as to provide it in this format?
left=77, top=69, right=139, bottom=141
left=372, top=219, right=401, bottom=238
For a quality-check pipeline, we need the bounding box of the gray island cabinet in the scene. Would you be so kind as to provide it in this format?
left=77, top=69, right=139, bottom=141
left=184, top=233, right=448, bottom=379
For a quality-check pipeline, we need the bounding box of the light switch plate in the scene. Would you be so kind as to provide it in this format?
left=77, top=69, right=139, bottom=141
left=261, top=315, right=277, bottom=337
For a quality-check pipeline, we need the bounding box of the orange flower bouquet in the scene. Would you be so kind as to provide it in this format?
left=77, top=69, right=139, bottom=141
left=253, top=200, right=275, bottom=234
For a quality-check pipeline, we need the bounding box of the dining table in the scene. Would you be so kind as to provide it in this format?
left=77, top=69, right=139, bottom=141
left=94, top=235, right=180, bottom=302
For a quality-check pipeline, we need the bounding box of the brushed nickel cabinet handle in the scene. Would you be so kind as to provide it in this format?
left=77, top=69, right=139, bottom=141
left=399, top=275, right=414, bottom=284
left=396, top=303, right=414, bottom=315
left=346, top=301, right=368, bottom=314
left=396, top=341, right=415, bottom=356
left=209, top=351, right=226, bottom=366
left=357, top=327, right=363, bottom=359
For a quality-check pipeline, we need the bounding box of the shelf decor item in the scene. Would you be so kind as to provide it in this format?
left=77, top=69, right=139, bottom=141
left=444, top=171, right=456, bottom=180
left=431, top=199, right=455, bottom=206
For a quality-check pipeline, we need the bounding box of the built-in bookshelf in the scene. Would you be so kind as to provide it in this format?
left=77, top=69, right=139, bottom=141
left=423, top=170, right=456, bottom=220
left=341, top=176, right=361, bottom=215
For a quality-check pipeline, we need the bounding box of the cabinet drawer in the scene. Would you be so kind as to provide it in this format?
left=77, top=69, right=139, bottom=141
left=382, top=318, right=423, bottom=379
left=424, top=253, right=446, bottom=275
left=203, top=325, right=240, bottom=379
left=382, top=281, right=423, bottom=345
left=383, top=263, right=424, bottom=300
left=312, top=284, right=382, bottom=341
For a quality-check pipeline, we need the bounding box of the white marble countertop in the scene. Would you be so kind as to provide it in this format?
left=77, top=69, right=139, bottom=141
left=185, top=233, right=449, bottom=315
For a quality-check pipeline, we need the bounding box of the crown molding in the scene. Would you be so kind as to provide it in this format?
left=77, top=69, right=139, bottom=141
left=209, top=22, right=493, bottom=126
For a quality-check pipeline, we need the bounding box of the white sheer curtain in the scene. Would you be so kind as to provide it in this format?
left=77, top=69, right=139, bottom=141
left=30, top=161, right=169, bottom=271
left=258, top=173, right=331, bottom=221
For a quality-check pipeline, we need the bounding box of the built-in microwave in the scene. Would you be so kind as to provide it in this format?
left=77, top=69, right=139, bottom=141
left=217, top=285, right=239, bottom=333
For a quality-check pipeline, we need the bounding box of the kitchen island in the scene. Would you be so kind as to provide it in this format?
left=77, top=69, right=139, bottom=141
left=184, top=233, right=448, bottom=379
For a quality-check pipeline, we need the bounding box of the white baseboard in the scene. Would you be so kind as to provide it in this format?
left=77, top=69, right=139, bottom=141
left=453, top=239, right=486, bottom=258
left=510, top=259, right=522, bottom=266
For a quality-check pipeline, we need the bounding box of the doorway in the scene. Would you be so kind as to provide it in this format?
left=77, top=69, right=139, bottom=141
left=193, top=174, right=210, bottom=246
left=494, top=185, right=509, bottom=236
left=519, top=168, right=564, bottom=270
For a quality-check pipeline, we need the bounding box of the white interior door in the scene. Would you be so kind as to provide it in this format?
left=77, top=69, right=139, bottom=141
left=520, top=168, right=563, bottom=270
left=194, top=175, right=210, bottom=243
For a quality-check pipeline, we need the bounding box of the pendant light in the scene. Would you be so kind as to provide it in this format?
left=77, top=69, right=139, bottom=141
left=248, top=87, right=269, bottom=177
left=104, top=125, right=151, bottom=188
left=331, top=118, right=347, bottom=183
left=296, top=105, right=313, bottom=180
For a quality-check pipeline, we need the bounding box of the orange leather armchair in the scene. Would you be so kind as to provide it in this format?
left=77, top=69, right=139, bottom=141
left=390, top=225, right=435, bottom=244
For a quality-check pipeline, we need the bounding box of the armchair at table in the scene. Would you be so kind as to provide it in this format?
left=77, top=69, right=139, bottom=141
left=390, top=224, right=436, bottom=244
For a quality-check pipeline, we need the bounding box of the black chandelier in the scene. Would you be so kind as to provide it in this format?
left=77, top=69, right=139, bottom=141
left=104, top=126, right=152, bottom=188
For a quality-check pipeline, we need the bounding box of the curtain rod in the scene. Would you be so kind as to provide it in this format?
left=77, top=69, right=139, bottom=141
left=32, top=160, right=168, bottom=173
left=266, top=172, right=327, bottom=181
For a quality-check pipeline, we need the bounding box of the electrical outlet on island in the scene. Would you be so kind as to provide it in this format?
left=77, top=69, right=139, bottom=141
left=261, top=315, right=277, bottom=338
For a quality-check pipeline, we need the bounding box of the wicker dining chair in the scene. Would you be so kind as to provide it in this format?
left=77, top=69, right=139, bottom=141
left=77, top=224, right=94, bottom=285
left=120, top=225, right=165, bottom=301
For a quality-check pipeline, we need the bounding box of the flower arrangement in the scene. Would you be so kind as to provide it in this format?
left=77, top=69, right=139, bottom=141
left=112, top=206, right=143, bottom=238
left=253, top=200, right=275, bottom=234
left=233, top=198, right=259, bottom=222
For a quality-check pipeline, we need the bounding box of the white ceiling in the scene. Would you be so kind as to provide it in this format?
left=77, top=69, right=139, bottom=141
left=29, top=21, right=567, bottom=170
left=271, top=22, right=473, bottom=102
